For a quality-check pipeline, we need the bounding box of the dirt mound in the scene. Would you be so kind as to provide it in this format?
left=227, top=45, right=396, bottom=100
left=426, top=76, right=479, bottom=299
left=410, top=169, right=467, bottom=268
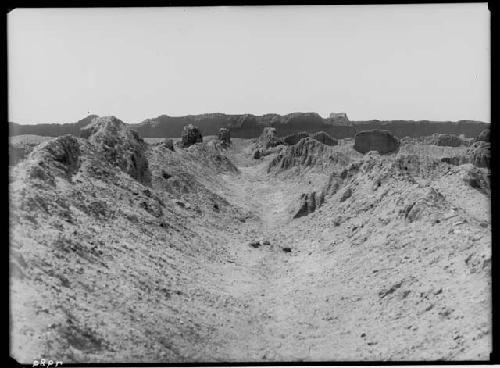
left=283, top=131, right=310, bottom=145
left=433, top=134, right=464, bottom=147
left=315, top=148, right=490, bottom=235
left=462, top=165, right=490, bottom=195
left=10, top=122, right=251, bottom=364
left=184, top=141, right=239, bottom=174
left=17, top=135, right=81, bottom=186
left=476, top=129, right=490, bottom=142
left=311, top=131, right=338, bottom=146
left=252, top=145, right=287, bottom=160
left=147, top=139, right=240, bottom=215
left=268, top=137, right=350, bottom=173
left=252, top=148, right=263, bottom=159
left=163, top=138, right=175, bottom=151
left=390, top=154, right=450, bottom=180
left=397, top=186, right=449, bottom=223
left=181, top=124, right=203, bottom=147
left=302, top=148, right=489, bottom=229
left=292, top=191, right=325, bottom=218
left=354, top=130, right=400, bottom=154
left=248, top=127, right=288, bottom=159
left=259, top=127, right=284, bottom=149
left=218, top=128, right=231, bottom=147
left=81, top=116, right=151, bottom=185
left=466, top=141, right=490, bottom=169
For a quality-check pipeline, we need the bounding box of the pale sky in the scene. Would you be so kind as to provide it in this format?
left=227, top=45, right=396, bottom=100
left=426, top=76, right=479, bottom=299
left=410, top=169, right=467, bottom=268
left=8, top=4, right=490, bottom=125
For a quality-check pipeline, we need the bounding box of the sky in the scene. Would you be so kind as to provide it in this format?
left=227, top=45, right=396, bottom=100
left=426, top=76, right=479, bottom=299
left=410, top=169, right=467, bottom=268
left=8, top=4, right=490, bottom=125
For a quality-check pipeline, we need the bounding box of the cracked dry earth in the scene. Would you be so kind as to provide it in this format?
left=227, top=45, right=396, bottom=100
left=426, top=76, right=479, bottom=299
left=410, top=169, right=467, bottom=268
left=10, top=133, right=491, bottom=363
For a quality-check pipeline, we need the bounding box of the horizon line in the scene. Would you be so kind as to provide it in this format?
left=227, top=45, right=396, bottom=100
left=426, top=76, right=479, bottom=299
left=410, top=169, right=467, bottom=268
left=9, top=112, right=491, bottom=126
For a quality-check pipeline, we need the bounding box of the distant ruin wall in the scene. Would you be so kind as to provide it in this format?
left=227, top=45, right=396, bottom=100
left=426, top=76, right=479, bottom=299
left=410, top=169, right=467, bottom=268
left=350, top=120, right=488, bottom=139
left=329, top=112, right=349, bottom=121
left=10, top=114, right=489, bottom=140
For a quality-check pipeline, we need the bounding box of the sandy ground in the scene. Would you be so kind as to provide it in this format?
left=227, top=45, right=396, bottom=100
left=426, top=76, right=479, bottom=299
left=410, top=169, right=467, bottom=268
left=10, top=135, right=491, bottom=363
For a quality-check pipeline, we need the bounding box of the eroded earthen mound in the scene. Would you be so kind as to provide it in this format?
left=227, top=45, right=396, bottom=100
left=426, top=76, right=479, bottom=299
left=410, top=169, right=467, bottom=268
left=283, top=131, right=310, bottom=146
left=433, top=134, right=464, bottom=147
left=293, top=191, right=325, bottom=218
left=466, top=141, right=490, bottom=169
left=311, top=131, right=338, bottom=146
left=181, top=124, right=203, bottom=147
left=184, top=141, right=239, bottom=174
left=23, top=134, right=81, bottom=185
left=259, top=127, right=284, bottom=149
left=253, top=148, right=263, bottom=159
left=164, top=138, right=175, bottom=151
left=476, top=129, right=490, bottom=142
left=81, top=116, right=151, bottom=185
left=218, top=128, right=231, bottom=147
left=354, top=130, right=400, bottom=154
left=268, top=137, right=335, bottom=172
left=463, top=165, right=490, bottom=195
